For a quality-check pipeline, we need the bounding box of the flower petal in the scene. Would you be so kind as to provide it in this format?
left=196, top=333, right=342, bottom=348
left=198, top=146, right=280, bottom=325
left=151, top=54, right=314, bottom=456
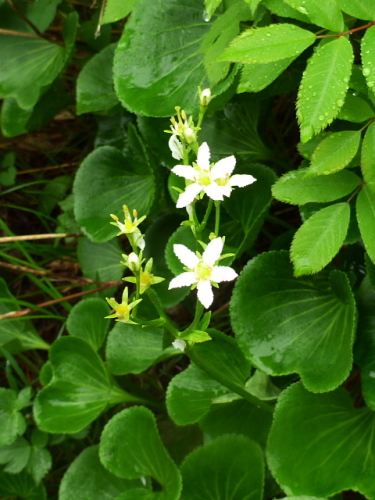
left=210, top=155, right=236, bottom=180
left=204, top=183, right=225, bottom=201
left=176, top=183, right=202, bottom=208
left=203, top=237, right=224, bottom=266
left=173, top=244, right=199, bottom=268
left=197, top=281, right=214, bottom=309
left=211, top=266, right=238, bottom=282
left=168, top=134, right=183, bottom=160
left=229, top=174, right=257, bottom=188
left=172, top=339, right=186, bottom=351
left=169, top=272, right=197, bottom=289
left=172, top=165, right=196, bottom=181
left=197, top=142, right=210, bottom=171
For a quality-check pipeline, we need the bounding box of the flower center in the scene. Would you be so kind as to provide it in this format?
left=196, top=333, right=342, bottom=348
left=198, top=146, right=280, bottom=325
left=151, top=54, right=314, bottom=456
left=198, top=173, right=212, bottom=186
left=195, top=261, right=212, bottom=280
left=140, top=272, right=152, bottom=288
left=216, top=174, right=230, bottom=186
left=116, top=303, right=130, bottom=317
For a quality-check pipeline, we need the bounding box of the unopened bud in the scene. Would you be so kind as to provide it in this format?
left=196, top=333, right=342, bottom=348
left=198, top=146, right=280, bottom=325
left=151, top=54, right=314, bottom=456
left=183, top=127, right=196, bottom=144
left=199, top=88, right=212, bottom=107
left=128, top=252, right=141, bottom=272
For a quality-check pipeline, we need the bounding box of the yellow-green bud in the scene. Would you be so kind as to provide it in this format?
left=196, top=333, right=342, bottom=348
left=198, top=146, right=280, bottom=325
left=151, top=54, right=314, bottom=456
left=199, top=88, right=212, bottom=107
left=183, top=127, right=196, bottom=144
left=128, top=252, right=141, bottom=272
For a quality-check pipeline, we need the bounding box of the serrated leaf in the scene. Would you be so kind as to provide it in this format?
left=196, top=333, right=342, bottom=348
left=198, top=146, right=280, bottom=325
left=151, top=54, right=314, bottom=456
left=67, top=298, right=109, bottom=350
left=219, top=24, right=315, bottom=65
left=305, top=130, right=361, bottom=177
left=272, top=168, right=361, bottom=204
left=33, top=337, right=133, bottom=433
left=101, top=0, right=138, bottom=24
left=337, top=93, right=375, bottom=123
left=77, top=44, right=119, bottom=115
left=361, top=25, right=375, bottom=91
left=356, top=185, right=375, bottom=264
left=262, top=0, right=310, bottom=22
left=180, top=435, right=264, bottom=500
left=338, top=0, right=375, bottom=20
left=0, top=469, right=46, bottom=500
left=100, top=406, right=182, bottom=500
left=297, top=38, right=353, bottom=143
left=74, top=144, right=155, bottom=242
left=0, top=437, right=30, bottom=474
left=239, top=57, right=295, bottom=93
left=291, top=202, right=350, bottom=275
left=267, top=382, right=375, bottom=498
left=26, top=447, right=51, bottom=484
left=244, top=0, right=262, bottom=16
left=0, top=388, right=27, bottom=447
left=361, top=120, right=375, bottom=192
left=283, top=0, right=344, bottom=32
left=114, top=0, right=211, bottom=117
left=231, top=251, right=356, bottom=392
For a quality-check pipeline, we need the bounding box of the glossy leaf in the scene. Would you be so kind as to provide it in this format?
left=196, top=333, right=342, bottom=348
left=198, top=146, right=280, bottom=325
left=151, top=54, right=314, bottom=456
left=297, top=38, right=353, bottom=143
left=114, top=0, right=210, bottom=117
left=180, top=435, right=264, bottom=500
left=0, top=12, right=77, bottom=110
left=101, top=0, right=138, bottom=24
left=337, top=93, right=375, bottom=123
left=262, top=0, right=310, bottom=22
left=267, top=382, right=375, bottom=498
left=231, top=251, right=356, bottom=392
left=305, top=130, right=361, bottom=177
left=361, top=121, right=375, bottom=192
left=283, top=0, right=344, bottom=32
left=204, top=0, right=222, bottom=20
left=66, top=298, right=109, bottom=351
left=338, top=0, right=375, bottom=21
left=100, top=406, right=182, bottom=500
left=0, top=388, right=30, bottom=447
left=272, top=168, right=361, bottom=205
left=239, top=57, right=295, bottom=93
left=219, top=24, right=315, bottom=65
left=291, top=202, right=350, bottom=276
left=77, top=44, right=118, bottom=115
left=362, top=26, right=375, bottom=91
left=74, top=145, right=155, bottom=242
left=60, top=445, right=139, bottom=500
left=356, top=185, right=375, bottom=264
left=34, top=337, right=132, bottom=433
left=0, top=469, right=46, bottom=500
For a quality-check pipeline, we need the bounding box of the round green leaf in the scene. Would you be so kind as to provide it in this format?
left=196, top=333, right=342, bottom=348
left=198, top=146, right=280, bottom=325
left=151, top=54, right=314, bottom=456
left=180, top=435, right=264, bottom=500
left=230, top=251, right=356, bottom=392
left=267, top=382, right=375, bottom=498
left=67, top=298, right=109, bottom=351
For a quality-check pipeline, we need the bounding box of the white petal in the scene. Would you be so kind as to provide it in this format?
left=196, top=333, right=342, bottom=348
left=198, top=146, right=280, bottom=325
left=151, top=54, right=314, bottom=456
left=176, top=183, right=202, bottom=208
left=168, top=134, right=183, bottom=160
left=204, top=183, right=225, bottom=201
left=169, top=272, right=197, bottom=289
left=211, top=266, right=238, bottom=282
left=203, top=237, right=224, bottom=266
left=210, top=155, right=236, bottom=180
left=134, top=230, right=145, bottom=250
left=229, top=174, right=257, bottom=188
left=197, top=142, right=210, bottom=171
left=173, top=244, right=199, bottom=268
left=172, top=165, right=196, bottom=181
left=197, top=281, right=214, bottom=309
left=172, top=339, right=186, bottom=351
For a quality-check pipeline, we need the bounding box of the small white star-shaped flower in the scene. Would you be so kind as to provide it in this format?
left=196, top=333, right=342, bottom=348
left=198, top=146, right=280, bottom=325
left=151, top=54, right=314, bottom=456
left=171, top=142, right=256, bottom=208
left=168, top=237, right=238, bottom=308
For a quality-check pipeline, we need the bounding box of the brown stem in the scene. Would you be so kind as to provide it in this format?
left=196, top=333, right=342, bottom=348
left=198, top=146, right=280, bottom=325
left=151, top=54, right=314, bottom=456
left=17, top=162, right=78, bottom=175
left=0, top=233, right=82, bottom=243
left=7, top=0, right=49, bottom=40
left=0, top=28, right=39, bottom=38
left=316, top=21, right=375, bottom=39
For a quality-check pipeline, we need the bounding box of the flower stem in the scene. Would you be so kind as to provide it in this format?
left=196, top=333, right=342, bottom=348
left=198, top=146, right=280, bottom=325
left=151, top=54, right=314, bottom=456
left=146, top=288, right=179, bottom=337
left=198, top=198, right=213, bottom=232
left=214, top=201, right=221, bottom=236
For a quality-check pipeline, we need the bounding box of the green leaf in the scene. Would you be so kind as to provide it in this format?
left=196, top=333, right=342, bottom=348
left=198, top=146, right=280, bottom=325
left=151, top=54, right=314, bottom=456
left=361, top=26, right=375, bottom=91
left=245, top=370, right=281, bottom=401
left=106, top=323, right=166, bottom=375
left=26, top=447, right=51, bottom=484
left=0, top=469, right=46, bottom=500
left=101, top=0, right=139, bottom=24
left=0, top=279, right=50, bottom=352
left=0, top=388, right=29, bottom=447
left=0, top=437, right=30, bottom=473
left=337, top=93, right=375, bottom=123
left=267, top=381, right=375, bottom=498
left=204, top=0, right=222, bottom=20
left=165, top=225, right=197, bottom=277
left=361, top=121, right=375, bottom=192
left=338, top=0, right=375, bottom=20
left=77, top=44, right=119, bottom=115
left=60, top=445, right=140, bottom=500
left=33, top=337, right=132, bottom=433
left=272, top=168, right=361, bottom=204
left=0, top=12, right=77, bottom=110
left=0, top=151, right=16, bottom=186
left=283, top=0, right=344, bottom=32
left=100, top=406, right=182, bottom=500
left=305, top=130, right=361, bottom=177
left=218, top=24, right=315, bottom=65
left=231, top=251, right=356, bottom=392
left=238, top=57, right=295, bottom=93
left=74, top=145, right=154, bottom=242
left=356, top=185, right=375, bottom=264
left=262, top=0, right=311, bottom=22
left=67, top=298, right=109, bottom=351
left=181, top=330, right=212, bottom=342
left=39, top=175, right=72, bottom=215
left=180, top=435, right=264, bottom=500
left=23, top=0, right=62, bottom=33
left=291, top=202, right=350, bottom=276
left=297, top=38, right=354, bottom=143
left=113, top=0, right=211, bottom=117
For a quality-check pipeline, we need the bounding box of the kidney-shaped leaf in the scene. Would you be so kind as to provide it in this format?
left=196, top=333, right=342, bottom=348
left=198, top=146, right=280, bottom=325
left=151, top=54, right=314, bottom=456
left=267, top=382, right=375, bottom=499
left=231, top=251, right=356, bottom=392
left=100, top=406, right=182, bottom=500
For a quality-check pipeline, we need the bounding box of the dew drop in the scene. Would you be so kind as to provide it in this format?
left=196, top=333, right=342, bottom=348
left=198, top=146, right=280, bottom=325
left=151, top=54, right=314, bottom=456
left=202, top=10, right=210, bottom=22
left=318, top=115, right=324, bottom=121
left=363, top=67, right=371, bottom=76
left=336, top=99, right=344, bottom=107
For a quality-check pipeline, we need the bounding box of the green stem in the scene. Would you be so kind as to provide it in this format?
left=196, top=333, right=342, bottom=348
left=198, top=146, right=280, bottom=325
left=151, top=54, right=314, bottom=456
left=146, top=288, right=179, bottom=337
left=198, top=198, right=213, bottom=232
left=214, top=201, right=221, bottom=236
left=183, top=300, right=204, bottom=335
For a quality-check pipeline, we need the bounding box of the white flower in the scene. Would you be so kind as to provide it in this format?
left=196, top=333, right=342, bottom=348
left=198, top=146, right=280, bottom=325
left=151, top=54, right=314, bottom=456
left=199, top=88, right=212, bottom=107
left=168, top=237, right=238, bottom=308
left=168, top=134, right=183, bottom=160
left=171, top=142, right=256, bottom=208
left=172, top=339, right=186, bottom=351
